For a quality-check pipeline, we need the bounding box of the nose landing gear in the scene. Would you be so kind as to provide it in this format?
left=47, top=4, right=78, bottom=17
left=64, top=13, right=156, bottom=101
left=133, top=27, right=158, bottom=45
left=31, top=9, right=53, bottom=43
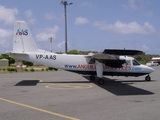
left=145, top=75, right=151, bottom=81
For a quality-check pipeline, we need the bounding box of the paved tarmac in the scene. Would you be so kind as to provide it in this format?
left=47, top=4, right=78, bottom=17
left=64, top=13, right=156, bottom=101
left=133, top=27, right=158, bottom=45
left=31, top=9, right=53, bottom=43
left=0, top=66, right=160, bottom=120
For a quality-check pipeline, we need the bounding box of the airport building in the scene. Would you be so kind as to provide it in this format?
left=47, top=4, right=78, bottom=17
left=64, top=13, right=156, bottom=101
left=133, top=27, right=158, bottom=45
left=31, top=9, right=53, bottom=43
left=0, top=59, right=9, bottom=67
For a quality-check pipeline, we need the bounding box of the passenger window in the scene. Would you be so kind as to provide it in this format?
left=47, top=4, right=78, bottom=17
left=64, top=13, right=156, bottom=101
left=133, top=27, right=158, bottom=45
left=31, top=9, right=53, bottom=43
left=126, top=60, right=131, bottom=66
left=123, top=60, right=131, bottom=66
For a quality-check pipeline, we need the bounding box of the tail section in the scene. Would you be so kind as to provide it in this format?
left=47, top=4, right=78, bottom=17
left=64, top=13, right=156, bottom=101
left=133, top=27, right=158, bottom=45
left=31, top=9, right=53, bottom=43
left=13, top=21, right=38, bottom=53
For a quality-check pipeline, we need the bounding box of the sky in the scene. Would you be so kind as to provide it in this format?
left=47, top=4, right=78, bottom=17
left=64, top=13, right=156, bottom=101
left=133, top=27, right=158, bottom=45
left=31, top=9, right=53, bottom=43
left=0, top=0, right=160, bottom=54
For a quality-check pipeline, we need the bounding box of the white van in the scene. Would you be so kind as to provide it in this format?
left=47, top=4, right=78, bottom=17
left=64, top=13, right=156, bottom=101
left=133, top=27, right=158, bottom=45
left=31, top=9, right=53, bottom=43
left=146, top=61, right=159, bottom=66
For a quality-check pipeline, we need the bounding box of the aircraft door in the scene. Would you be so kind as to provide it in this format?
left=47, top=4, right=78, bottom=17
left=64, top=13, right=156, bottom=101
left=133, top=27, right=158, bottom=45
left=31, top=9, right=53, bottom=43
left=121, top=60, right=132, bottom=70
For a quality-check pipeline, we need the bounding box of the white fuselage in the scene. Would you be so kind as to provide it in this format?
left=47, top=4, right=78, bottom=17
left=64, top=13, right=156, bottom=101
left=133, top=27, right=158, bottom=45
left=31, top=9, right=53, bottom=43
left=10, top=51, right=154, bottom=77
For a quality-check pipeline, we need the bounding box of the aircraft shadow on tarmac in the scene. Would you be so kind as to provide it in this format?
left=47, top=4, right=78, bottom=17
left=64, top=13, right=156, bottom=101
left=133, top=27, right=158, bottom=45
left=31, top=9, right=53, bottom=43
left=14, top=80, right=40, bottom=86
left=83, top=76, right=155, bottom=96
left=14, top=78, right=154, bottom=96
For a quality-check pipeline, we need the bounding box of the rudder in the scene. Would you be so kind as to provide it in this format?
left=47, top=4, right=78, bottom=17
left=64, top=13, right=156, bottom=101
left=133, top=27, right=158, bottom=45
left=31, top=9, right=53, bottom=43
left=13, top=21, right=38, bottom=52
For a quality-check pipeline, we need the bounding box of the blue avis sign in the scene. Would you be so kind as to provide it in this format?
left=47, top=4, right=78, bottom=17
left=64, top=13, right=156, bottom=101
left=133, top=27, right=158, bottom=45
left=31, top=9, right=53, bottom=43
left=16, top=29, right=28, bottom=35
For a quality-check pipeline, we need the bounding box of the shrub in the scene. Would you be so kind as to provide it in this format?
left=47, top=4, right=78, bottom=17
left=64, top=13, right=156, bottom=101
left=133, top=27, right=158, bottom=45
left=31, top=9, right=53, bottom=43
left=47, top=67, right=58, bottom=71
left=46, top=68, right=49, bottom=71
left=14, top=68, right=17, bottom=72
left=7, top=67, right=16, bottom=73
left=30, top=68, right=35, bottom=72
left=3, top=68, right=6, bottom=73
left=53, top=68, right=58, bottom=71
left=24, top=68, right=28, bottom=72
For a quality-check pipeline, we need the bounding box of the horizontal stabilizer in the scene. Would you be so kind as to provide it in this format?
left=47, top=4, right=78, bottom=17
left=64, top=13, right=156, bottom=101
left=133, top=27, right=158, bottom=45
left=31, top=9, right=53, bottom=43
left=6, top=52, right=28, bottom=55
left=103, top=49, right=144, bottom=55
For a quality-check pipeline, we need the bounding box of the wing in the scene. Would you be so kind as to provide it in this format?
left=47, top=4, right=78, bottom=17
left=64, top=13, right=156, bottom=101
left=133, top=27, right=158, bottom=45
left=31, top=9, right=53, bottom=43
left=103, top=49, right=144, bottom=55
left=87, top=49, right=144, bottom=68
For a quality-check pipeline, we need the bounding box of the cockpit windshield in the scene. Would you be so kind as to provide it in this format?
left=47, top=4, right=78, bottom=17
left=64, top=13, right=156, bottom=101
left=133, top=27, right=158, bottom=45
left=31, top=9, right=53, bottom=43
left=132, top=59, right=140, bottom=66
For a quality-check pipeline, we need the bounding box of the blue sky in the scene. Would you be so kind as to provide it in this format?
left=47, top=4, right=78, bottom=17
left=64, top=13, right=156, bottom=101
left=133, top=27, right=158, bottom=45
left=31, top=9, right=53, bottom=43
left=0, top=0, right=160, bottom=54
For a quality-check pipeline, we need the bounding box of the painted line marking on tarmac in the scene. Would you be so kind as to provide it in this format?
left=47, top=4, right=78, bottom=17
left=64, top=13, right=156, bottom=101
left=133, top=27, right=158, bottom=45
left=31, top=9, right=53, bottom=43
left=45, top=84, right=93, bottom=90
left=39, top=79, right=93, bottom=90
left=0, top=98, right=80, bottom=120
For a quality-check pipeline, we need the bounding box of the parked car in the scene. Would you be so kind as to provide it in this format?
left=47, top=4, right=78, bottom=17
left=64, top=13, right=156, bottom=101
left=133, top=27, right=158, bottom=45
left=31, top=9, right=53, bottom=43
left=146, top=61, right=159, bottom=66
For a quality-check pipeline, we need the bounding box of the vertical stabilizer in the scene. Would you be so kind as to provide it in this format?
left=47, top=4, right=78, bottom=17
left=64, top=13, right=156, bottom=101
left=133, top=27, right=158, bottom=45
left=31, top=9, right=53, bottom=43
left=13, top=21, right=38, bottom=52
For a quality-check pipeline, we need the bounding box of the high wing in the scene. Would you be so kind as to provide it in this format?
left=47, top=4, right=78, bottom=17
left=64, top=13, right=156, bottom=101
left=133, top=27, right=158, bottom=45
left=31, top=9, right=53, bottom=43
left=87, top=49, right=144, bottom=68
left=103, top=49, right=144, bottom=55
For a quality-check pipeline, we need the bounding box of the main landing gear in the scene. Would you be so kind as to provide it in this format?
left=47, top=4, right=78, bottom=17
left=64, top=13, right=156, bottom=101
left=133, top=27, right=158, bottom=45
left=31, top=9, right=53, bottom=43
left=90, top=75, right=105, bottom=85
left=145, top=75, right=151, bottom=81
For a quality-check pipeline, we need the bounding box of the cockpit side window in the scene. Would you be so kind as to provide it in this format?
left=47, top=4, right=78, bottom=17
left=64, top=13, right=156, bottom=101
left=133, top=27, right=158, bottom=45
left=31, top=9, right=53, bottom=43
left=132, top=59, right=140, bottom=66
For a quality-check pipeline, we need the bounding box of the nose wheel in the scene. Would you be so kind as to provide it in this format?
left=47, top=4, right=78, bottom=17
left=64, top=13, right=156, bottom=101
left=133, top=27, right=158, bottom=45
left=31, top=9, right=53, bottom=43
left=145, top=75, right=151, bottom=81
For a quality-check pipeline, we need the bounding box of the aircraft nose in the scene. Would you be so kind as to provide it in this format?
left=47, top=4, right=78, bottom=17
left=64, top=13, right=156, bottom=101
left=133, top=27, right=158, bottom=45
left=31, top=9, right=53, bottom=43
left=147, top=66, right=155, bottom=73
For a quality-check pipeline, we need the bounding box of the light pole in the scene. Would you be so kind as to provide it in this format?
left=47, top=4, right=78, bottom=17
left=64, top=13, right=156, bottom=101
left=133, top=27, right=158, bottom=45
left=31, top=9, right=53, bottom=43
left=49, top=37, right=53, bottom=52
left=61, top=0, right=73, bottom=54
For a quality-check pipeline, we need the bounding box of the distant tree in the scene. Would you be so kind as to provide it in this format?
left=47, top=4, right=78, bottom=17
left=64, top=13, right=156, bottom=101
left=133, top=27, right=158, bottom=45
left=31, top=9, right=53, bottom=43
left=56, top=51, right=63, bottom=54
left=134, top=54, right=155, bottom=64
left=68, top=49, right=79, bottom=54
left=0, top=54, right=15, bottom=66
left=0, top=55, right=3, bottom=59
left=21, top=60, right=33, bottom=67
left=79, top=50, right=98, bottom=55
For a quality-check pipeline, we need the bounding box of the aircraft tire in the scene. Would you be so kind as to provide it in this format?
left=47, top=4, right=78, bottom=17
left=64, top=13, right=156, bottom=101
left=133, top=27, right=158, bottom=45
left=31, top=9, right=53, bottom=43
left=98, top=79, right=105, bottom=85
left=145, top=75, right=151, bottom=81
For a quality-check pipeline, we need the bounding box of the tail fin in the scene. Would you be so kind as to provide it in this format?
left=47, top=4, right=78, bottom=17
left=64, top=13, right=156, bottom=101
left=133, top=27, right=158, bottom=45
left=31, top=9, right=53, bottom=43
left=13, top=21, right=38, bottom=52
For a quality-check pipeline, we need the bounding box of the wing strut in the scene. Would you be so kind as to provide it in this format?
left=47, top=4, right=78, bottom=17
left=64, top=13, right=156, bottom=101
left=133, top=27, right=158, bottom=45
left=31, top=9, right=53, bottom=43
left=96, top=60, right=105, bottom=85
left=96, top=60, right=103, bottom=78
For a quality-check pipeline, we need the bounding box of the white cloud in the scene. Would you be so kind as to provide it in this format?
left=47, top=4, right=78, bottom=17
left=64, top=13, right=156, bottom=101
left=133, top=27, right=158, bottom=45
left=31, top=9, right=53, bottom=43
left=24, top=10, right=36, bottom=25
left=80, top=2, right=93, bottom=7
left=45, top=13, right=54, bottom=20
left=45, top=12, right=62, bottom=21
left=142, top=44, right=149, bottom=51
left=142, top=10, right=153, bottom=17
left=24, top=10, right=36, bottom=24
left=36, top=26, right=59, bottom=41
left=57, top=41, right=65, bottom=49
left=75, top=17, right=89, bottom=25
left=0, top=28, right=12, bottom=38
left=27, top=18, right=36, bottom=25
left=0, top=5, right=18, bottom=25
left=0, top=28, right=12, bottom=48
left=128, top=0, right=137, bottom=9
left=122, top=0, right=145, bottom=10
left=93, top=20, right=156, bottom=34
left=24, top=10, right=32, bottom=18
left=0, top=39, right=10, bottom=48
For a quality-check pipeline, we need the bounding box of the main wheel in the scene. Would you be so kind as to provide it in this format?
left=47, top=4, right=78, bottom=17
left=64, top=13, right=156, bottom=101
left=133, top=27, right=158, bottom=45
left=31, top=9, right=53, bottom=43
left=145, top=75, right=151, bottom=81
left=98, top=79, right=105, bottom=85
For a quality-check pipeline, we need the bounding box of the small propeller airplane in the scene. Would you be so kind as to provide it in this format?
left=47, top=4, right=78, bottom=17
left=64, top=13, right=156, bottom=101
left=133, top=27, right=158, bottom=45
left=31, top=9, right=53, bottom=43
left=8, top=21, right=154, bottom=85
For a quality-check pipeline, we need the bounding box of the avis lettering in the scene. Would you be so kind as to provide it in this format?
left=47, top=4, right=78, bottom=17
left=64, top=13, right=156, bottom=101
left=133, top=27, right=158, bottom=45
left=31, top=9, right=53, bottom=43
left=36, top=54, right=56, bottom=60
left=16, top=29, right=28, bottom=35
